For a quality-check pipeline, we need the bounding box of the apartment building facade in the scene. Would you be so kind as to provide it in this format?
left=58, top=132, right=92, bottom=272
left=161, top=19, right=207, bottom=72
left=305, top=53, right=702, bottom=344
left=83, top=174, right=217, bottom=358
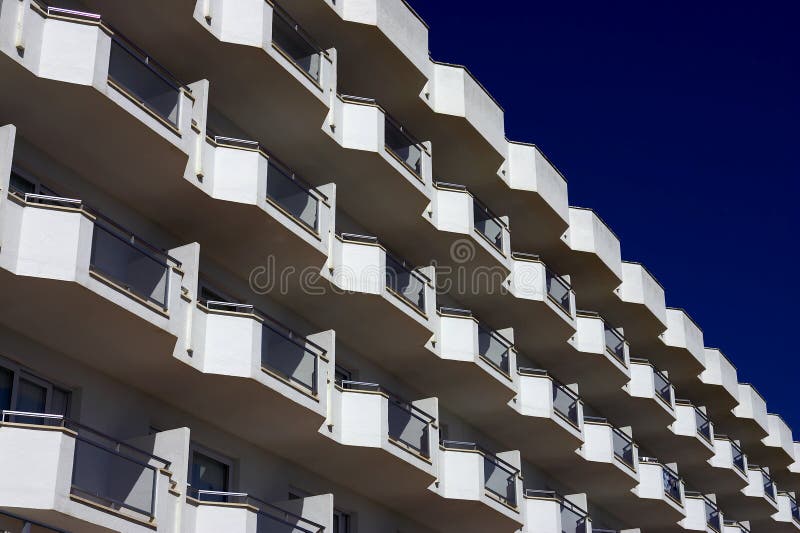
left=0, top=1, right=795, bottom=532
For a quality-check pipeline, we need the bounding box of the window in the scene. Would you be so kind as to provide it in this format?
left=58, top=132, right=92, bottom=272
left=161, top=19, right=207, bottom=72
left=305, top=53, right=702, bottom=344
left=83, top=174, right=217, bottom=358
left=0, top=359, right=70, bottom=424
left=198, top=282, right=237, bottom=305
left=9, top=171, right=36, bottom=195
left=333, top=509, right=352, bottom=533
left=334, top=365, right=353, bottom=383
left=189, top=447, right=232, bottom=502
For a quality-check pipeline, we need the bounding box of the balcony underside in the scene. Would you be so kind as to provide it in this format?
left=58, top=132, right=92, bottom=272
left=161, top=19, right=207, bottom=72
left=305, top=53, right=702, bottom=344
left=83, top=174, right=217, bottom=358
left=409, top=493, right=523, bottom=533
left=681, top=384, right=740, bottom=426
left=484, top=412, right=583, bottom=464
left=0, top=507, right=141, bottom=533
left=687, top=462, right=749, bottom=497
left=745, top=446, right=795, bottom=474
left=774, top=470, right=800, bottom=495
left=716, top=490, right=777, bottom=522
left=626, top=496, right=686, bottom=530
left=547, top=459, right=638, bottom=518
left=280, top=289, right=433, bottom=372
left=643, top=342, right=706, bottom=395
left=0, top=55, right=188, bottom=203
left=537, top=349, right=630, bottom=409
left=554, top=251, right=622, bottom=312
left=0, top=271, right=177, bottom=381
left=638, top=435, right=715, bottom=486
left=713, top=412, right=769, bottom=453
left=605, top=396, right=676, bottom=441
left=462, top=292, right=574, bottom=353
left=601, top=297, right=668, bottom=352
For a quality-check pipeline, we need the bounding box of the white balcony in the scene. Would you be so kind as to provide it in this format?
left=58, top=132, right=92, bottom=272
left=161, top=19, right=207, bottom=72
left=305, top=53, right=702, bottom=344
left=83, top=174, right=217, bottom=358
left=423, top=308, right=517, bottom=425
left=775, top=442, right=800, bottom=494
left=721, top=521, right=750, bottom=533
left=770, top=492, right=800, bottom=532
left=551, top=418, right=639, bottom=514
left=696, top=348, right=740, bottom=422
left=507, top=368, right=584, bottom=463
left=475, top=253, right=576, bottom=354
left=660, top=402, right=716, bottom=489
left=716, top=465, right=778, bottom=523
left=707, top=437, right=750, bottom=497
left=0, top=4, right=201, bottom=208
left=723, top=384, right=770, bottom=451
left=522, top=490, right=590, bottom=533
left=434, top=441, right=524, bottom=532
left=326, top=381, right=438, bottom=501
left=751, top=414, right=796, bottom=472
left=78, top=0, right=337, bottom=140
left=606, top=261, right=668, bottom=349
left=552, top=313, right=630, bottom=411
left=0, top=415, right=185, bottom=533
left=623, top=359, right=677, bottom=436
left=0, top=183, right=195, bottom=391
left=680, top=493, right=723, bottom=533
left=188, top=298, right=334, bottom=443
left=498, top=142, right=570, bottom=261
left=631, top=458, right=686, bottom=529
left=647, top=308, right=707, bottom=393
left=428, top=181, right=510, bottom=262
left=185, top=492, right=332, bottom=533
left=560, top=207, right=623, bottom=309
left=282, top=233, right=435, bottom=377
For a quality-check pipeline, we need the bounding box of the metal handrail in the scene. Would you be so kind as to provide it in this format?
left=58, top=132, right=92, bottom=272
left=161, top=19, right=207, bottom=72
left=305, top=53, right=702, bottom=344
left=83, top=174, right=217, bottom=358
left=336, top=380, right=435, bottom=424
left=191, top=489, right=325, bottom=532
left=207, top=131, right=327, bottom=202
left=439, top=440, right=520, bottom=476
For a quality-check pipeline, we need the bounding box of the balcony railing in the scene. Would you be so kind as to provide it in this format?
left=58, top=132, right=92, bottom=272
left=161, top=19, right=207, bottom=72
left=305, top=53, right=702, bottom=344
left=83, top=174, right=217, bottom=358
left=705, top=498, right=721, bottom=532
left=723, top=520, right=750, bottom=532
left=731, top=440, right=746, bottom=473
left=519, top=368, right=581, bottom=427
left=384, top=250, right=428, bottom=313
left=603, top=324, right=626, bottom=364
left=384, top=114, right=424, bottom=178
left=662, top=463, right=682, bottom=503
left=477, top=322, right=512, bottom=376
left=208, top=132, right=325, bottom=232
left=338, top=380, right=434, bottom=458
left=189, top=490, right=324, bottom=533
left=271, top=5, right=323, bottom=83
left=202, top=300, right=323, bottom=396
left=440, top=440, right=518, bottom=507
left=0, top=510, right=70, bottom=533
left=754, top=466, right=776, bottom=501
left=108, top=35, right=183, bottom=127
left=791, top=494, right=800, bottom=523
left=2, top=411, right=170, bottom=520
left=524, top=490, right=588, bottom=533
left=653, top=369, right=673, bottom=405
left=473, top=196, right=506, bottom=252
left=610, top=422, right=635, bottom=468
left=90, top=216, right=178, bottom=311
left=545, top=268, right=573, bottom=314
left=694, top=406, right=713, bottom=443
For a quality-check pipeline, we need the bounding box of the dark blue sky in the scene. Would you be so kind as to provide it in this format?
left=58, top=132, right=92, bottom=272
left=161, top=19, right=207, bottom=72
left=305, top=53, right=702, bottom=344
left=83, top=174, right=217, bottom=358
left=409, top=1, right=799, bottom=428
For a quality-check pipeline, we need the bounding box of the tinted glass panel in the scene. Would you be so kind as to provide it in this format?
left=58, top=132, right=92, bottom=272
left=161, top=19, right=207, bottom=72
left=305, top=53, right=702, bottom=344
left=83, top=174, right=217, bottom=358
left=191, top=451, right=229, bottom=501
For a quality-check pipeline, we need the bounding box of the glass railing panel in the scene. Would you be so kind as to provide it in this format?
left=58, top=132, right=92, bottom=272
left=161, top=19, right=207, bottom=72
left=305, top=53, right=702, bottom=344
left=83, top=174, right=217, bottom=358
left=266, top=160, right=319, bottom=232
left=654, top=370, right=673, bottom=405
left=560, top=499, right=589, bottom=533
left=473, top=199, right=504, bottom=250
left=108, top=38, right=181, bottom=126
left=385, top=254, right=426, bottom=312
left=191, top=491, right=324, bottom=533
left=662, top=467, right=682, bottom=502
left=695, top=408, right=712, bottom=442
left=90, top=221, right=170, bottom=309
left=791, top=496, right=800, bottom=522
left=762, top=471, right=775, bottom=501
left=388, top=397, right=431, bottom=458
left=604, top=325, right=626, bottom=363
left=261, top=323, right=318, bottom=395
left=546, top=269, right=572, bottom=314
left=732, top=443, right=745, bottom=473
left=483, top=454, right=517, bottom=507
left=272, top=8, right=322, bottom=82
left=705, top=500, right=721, bottom=532
left=553, top=383, right=580, bottom=427
left=477, top=326, right=511, bottom=376
left=611, top=428, right=635, bottom=468
left=384, top=116, right=423, bottom=177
